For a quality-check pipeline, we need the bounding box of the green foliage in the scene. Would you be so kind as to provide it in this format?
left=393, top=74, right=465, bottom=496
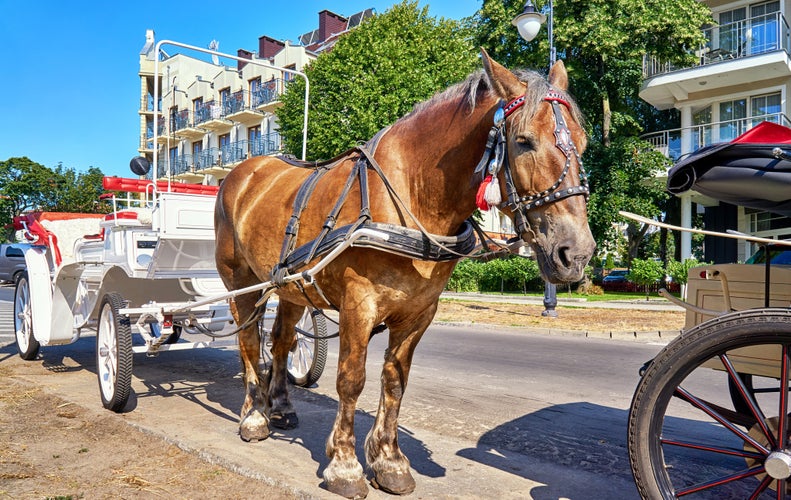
left=446, top=258, right=484, bottom=292
left=447, top=256, right=542, bottom=293
left=470, top=0, right=711, bottom=264
left=277, top=1, right=478, bottom=160
left=584, top=137, right=671, bottom=257
left=666, top=258, right=703, bottom=286
left=628, top=258, right=665, bottom=299
left=0, top=157, right=108, bottom=241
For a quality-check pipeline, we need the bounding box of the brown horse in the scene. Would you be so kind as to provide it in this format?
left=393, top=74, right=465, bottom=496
left=215, top=50, right=595, bottom=498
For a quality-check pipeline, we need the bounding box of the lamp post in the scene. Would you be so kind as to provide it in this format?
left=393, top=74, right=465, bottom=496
left=513, top=0, right=559, bottom=317
left=512, top=0, right=556, bottom=66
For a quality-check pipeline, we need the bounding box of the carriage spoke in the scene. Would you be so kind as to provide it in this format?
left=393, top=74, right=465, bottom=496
left=721, top=353, right=776, bottom=448
left=675, top=386, right=771, bottom=455
left=778, top=345, right=790, bottom=451
left=748, top=474, right=774, bottom=500
left=661, top=438, right=764, bottom=460
left=675, top=467, right=765, bottom=497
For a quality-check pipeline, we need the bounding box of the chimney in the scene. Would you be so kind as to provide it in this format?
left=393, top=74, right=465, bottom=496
left=258, top=35, right=285, bottom=59
left=237, top=49, right=253, bottom=71
left=318, top=10, right=348, bottom=42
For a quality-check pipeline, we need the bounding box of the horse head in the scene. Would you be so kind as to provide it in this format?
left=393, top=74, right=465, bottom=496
left=482, top=50, right=595, bottom=284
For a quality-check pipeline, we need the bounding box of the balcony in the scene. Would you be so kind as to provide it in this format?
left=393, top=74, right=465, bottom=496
left=642, top=112, right=791, bottom=159
left=194, top=101, right=232, bottom=132
left=156, top=118, right=178, bottom=145
left=173, top=109, right=206, bottom=140
left=254, top=79, right=285, bottom=113
left=224, top=90, right=264, bottom=124
left=641, top=12, right=791, bottom=109
left=152, top=133, right=283, bottom=181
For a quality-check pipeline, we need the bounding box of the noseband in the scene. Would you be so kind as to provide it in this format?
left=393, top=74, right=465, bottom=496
left=474, top=89, right=589, bottom=237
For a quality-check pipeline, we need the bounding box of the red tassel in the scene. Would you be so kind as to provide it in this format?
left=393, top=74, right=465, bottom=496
left=476, top=175, right=493, bottom=210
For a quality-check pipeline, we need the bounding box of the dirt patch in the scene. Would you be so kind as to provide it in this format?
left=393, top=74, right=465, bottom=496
left=436, top=299, right=685, bottom=333
left=0, top=366, right=297, bottom=500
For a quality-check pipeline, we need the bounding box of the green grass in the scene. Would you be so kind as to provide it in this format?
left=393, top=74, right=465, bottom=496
left=447, top=289, right=678, bottom=302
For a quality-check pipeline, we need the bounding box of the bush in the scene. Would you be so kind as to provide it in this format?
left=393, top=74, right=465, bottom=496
left=446, top=258, right=483, bottom=292
left=446, top=256, right=543, bottom=293
left=628, top=258, right=665, bottom=299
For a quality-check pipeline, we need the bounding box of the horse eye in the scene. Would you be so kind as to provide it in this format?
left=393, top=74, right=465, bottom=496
left=515, top=135, right=535, bottom=151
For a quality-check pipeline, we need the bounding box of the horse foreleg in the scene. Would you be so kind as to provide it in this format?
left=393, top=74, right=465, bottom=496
left=232, top=295, right=271, bottom=442
left=365, top=305, right=435, bottom=495
left=323, top=313, right=374, bottom=499
left=267, top=300, right=304, bottom=430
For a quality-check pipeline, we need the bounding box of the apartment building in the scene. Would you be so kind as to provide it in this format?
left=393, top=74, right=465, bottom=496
left=135, top=7, right=515, bottom=243
left=641, top=0, right=791, bottom=263
left=136, top=9, right=372, bottom=184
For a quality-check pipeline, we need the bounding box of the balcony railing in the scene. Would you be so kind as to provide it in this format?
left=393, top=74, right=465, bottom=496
left=641, top=113, right=791, bottom=161
left=643, top=11, right=791, bottom=78
left=252, top=79, right=284, bottom=108
left=152, top=132, right=283, bottom=179
left=194, top=101, right=224, bottom=125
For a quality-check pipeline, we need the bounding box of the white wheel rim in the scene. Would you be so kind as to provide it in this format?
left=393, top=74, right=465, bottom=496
left=14, top=278, right=32, bottom=351
left=97, top=304, right=117, bottom=401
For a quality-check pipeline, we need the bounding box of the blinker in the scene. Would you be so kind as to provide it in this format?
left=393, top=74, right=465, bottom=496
left=493, top=107, right=505, bottom=127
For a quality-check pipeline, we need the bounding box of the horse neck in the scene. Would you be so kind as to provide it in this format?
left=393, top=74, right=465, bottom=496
left=383, top=94, right=498, bottom=234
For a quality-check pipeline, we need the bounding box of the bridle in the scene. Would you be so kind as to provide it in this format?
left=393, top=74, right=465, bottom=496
left=475, top=88, right=589, bottom=238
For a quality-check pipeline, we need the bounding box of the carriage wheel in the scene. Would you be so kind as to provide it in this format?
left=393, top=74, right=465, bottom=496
left=14, top=272, right=39, bottom=360
left=96, top=293, right=133, bottom=412
left=260, top=306, right=328, bottom=387
left=628, top=309, right=791, bottom=499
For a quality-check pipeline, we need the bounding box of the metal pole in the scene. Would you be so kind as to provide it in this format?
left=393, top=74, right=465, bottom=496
left=542, top=0, right=557, bottom=317
left=548, top=0, right=556, bottom=65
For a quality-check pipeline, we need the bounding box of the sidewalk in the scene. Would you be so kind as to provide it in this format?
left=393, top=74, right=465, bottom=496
left=441, top=291, right=686, bottom=312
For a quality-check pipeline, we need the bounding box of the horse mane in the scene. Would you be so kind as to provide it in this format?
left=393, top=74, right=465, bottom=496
left=406, top=67, right=584, bottom=128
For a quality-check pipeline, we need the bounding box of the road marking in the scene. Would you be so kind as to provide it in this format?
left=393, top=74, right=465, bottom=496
left=0, top=301, right=13, bottom=340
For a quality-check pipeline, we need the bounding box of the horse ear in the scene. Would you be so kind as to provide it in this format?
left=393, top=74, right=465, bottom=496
left=548, top=60, right=569, bottom=91
left=481, top=47, right=524, bottom=99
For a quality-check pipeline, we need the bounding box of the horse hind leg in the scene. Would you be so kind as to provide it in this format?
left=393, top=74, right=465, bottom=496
left=231, top=293, right=271, bottom=442
left=364, top=307, right=436, bottom=495
left=266, top=299, right=304, bottom=430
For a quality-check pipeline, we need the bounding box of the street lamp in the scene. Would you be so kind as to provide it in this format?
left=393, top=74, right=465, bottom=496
left=512, top=0, right=556, bottom=66
left=512, top=0, right=559, bottom=317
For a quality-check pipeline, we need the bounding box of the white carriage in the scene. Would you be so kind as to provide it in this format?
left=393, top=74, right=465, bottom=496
left=12, top=174, right=327, bottom=412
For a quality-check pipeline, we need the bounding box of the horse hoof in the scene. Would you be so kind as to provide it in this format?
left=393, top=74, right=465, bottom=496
left=269, top=411, right=299, bottom=430
left=239, top=409, right=270, bottom=442
left=325, top=477, right=369, bottom=499
left=371, top=470, right=416, bottom=495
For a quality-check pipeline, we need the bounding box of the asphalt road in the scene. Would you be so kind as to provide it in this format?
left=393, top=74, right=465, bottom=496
left=1, top=284, right=665, bottom=498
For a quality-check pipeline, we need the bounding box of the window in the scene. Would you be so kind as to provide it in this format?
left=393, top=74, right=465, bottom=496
left=6, top=247, right=24, bottom=258
left=192, top=141, right=202, bottom=156
left=751, top=1, right=780, bottom=54
left=693, top=106, right=712, bottom=149
left=752, top=92, right=781, bottom=123
left=250, top=77, right=262, bottom=106
left=718, top=7, right=746, bottom=55
left=249, top=126, right=262, bottom=156
left=719, top=99, right=747, bottom=142
left=284, top=64, right=297, bottom=83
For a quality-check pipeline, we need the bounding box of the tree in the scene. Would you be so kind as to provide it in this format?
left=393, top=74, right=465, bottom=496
left=0, top=157, right=108, bottom=241
left=277, top=0, right=478, bottom=160
left=470, top=0, right=711, bottom=260
left=628, top=258, right=664, bottom=300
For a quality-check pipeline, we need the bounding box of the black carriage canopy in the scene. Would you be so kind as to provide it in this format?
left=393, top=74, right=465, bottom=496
left=666, top=121, right=791, bottom=216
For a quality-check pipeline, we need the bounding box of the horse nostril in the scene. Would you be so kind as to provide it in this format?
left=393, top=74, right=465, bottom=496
left=558, top=246, right=571, bottom=269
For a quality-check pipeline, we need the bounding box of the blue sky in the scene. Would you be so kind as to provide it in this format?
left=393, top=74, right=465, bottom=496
left=0, top=1, right=482, bottom=178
